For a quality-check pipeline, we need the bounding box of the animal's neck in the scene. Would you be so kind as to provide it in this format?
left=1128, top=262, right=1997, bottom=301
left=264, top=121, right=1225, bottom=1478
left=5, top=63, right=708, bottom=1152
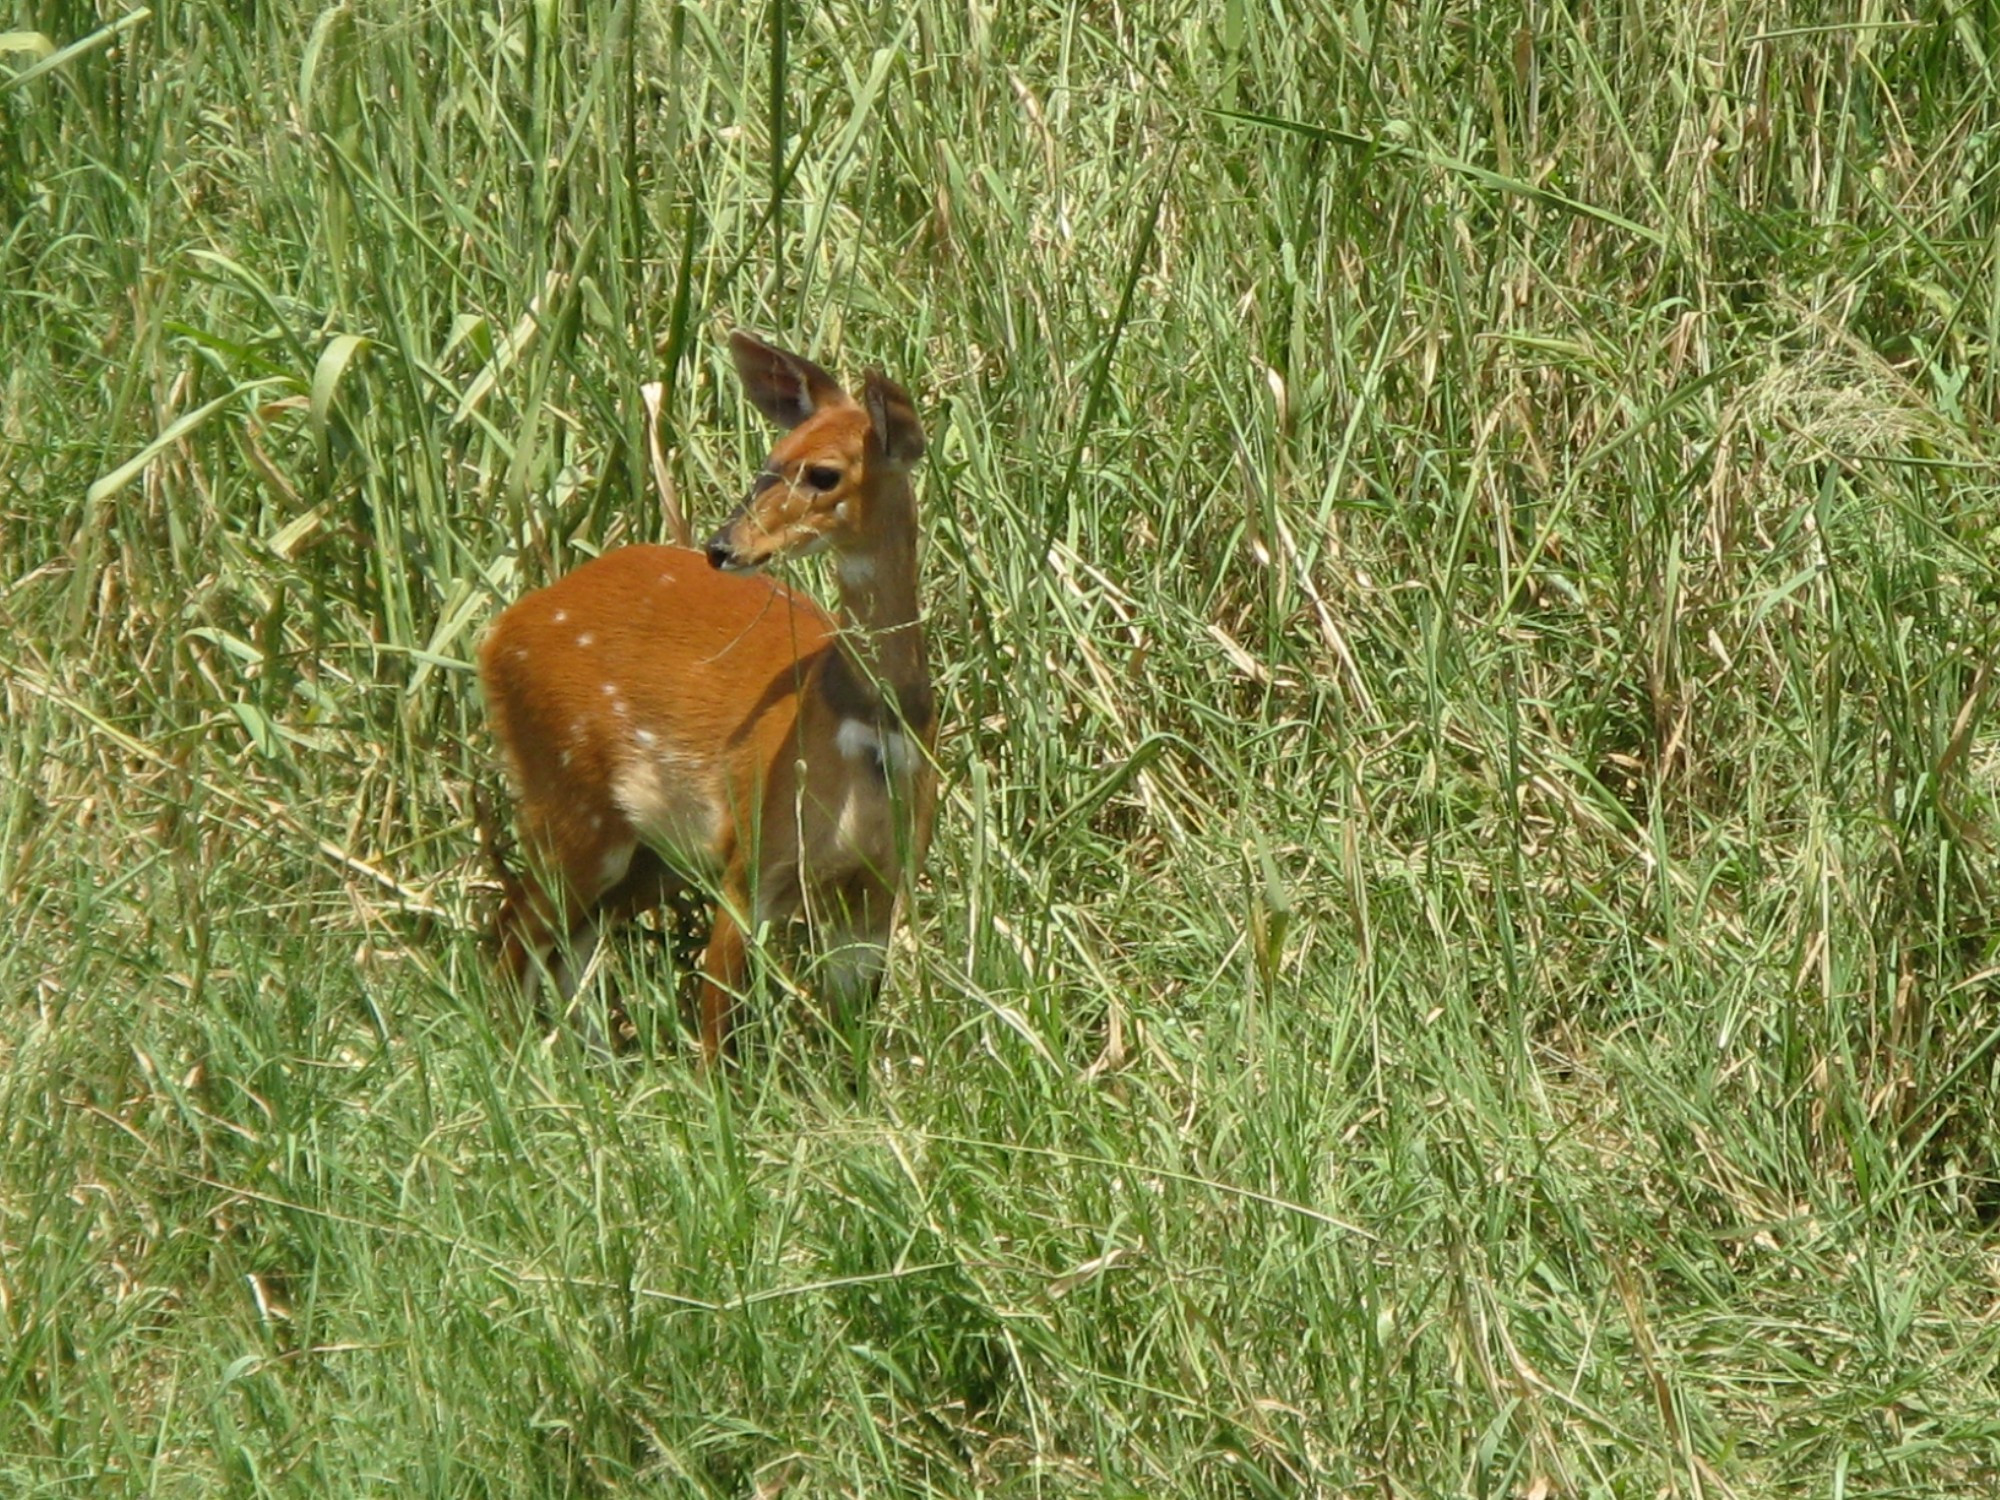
left=828, top=475, right=929, bottom=727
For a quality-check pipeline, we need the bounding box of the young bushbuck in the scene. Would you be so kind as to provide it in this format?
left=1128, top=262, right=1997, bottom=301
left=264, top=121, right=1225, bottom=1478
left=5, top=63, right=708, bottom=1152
left=479, top=331, right=935, bottom=1058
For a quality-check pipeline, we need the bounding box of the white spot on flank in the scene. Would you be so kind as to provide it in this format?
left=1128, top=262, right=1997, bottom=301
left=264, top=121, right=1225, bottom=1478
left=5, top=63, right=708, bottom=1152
left=510, top=646, right=528, bottom=663
left=576, top=632, right=594, bottom=648
left=610, top=698, right=629, bottom=717
left=635, top=727, right=657, bottom=748
left=553, top=609, right=569, bottom=624
left=601, top=682, right=618, bottom=696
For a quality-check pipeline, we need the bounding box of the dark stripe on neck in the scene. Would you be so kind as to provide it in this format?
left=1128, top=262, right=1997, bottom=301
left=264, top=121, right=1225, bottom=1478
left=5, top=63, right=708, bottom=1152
left=818, top=642, right=934, bottom=736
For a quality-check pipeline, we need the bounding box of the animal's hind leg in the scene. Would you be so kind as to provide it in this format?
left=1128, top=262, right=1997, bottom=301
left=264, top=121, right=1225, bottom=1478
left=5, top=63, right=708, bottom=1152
left=497, top=808, right=642, bottom=1005
left=578, top=844, right=707, bottom=1047
left=495, top=866, right=561, bottom=993
left=591, top=843, right=688, bottom=928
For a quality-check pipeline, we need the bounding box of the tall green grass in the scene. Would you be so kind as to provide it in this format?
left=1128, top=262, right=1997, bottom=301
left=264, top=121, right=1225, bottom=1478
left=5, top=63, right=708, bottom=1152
left=5, top=0, right=2000, bottom=1492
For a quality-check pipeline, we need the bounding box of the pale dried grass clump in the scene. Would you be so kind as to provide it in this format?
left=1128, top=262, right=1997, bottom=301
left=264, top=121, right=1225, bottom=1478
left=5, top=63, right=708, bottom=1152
left=1743, top=326, right=1952, bottom=462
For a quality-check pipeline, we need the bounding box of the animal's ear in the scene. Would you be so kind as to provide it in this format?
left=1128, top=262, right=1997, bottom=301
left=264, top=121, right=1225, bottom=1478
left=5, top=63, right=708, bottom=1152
left=730, top=330, right=850, bottom=429
left=862, top=371, right=926, bottom=467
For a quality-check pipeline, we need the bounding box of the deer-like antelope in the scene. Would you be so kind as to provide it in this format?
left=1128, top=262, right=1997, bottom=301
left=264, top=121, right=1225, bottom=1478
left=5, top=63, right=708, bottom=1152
left=479, top=331, right=934, bottom=1058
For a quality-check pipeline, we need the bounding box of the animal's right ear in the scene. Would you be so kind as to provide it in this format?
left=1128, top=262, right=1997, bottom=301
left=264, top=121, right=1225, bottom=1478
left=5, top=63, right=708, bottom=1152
left=863, top=371, right=926, bottom=468
left=730, top=330, right=850, bottom=430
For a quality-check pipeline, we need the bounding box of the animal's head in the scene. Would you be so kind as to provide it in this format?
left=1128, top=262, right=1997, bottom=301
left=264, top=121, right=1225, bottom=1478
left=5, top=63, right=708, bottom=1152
left=705, top=330, right=926, bottom=574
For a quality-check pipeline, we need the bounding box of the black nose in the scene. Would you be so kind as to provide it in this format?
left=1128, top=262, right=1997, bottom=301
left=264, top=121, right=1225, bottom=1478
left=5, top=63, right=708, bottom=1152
left=705, top=532, right=733, bottom=570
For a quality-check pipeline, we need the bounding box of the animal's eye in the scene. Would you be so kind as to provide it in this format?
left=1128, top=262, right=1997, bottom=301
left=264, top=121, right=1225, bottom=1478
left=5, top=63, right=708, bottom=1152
left=804, top=465, right=842, bottom=493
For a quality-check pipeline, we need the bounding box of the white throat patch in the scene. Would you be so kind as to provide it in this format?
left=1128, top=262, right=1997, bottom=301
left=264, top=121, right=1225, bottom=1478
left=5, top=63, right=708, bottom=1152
left=835, top=718, right=914, bottom=779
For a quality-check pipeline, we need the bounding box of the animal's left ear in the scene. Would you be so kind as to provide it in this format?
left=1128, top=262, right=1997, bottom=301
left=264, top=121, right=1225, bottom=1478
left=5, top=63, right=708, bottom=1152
left=863, top=371, right=926, bottom=468
left=732, top=329, right=850, bottom=430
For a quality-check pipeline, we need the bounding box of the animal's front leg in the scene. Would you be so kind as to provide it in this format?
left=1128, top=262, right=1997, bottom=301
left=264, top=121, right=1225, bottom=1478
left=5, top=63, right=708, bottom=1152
left=810, top=872, right=897, bottom=1025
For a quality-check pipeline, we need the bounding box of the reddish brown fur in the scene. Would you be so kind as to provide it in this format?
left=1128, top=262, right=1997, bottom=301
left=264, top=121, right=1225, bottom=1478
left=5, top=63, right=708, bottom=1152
left=479, top=332, right=934, bottom=1058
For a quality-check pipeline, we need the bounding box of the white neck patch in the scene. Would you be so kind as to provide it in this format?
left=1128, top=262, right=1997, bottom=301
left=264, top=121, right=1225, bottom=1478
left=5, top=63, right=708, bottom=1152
left=835, top=718, right=914, bottom=779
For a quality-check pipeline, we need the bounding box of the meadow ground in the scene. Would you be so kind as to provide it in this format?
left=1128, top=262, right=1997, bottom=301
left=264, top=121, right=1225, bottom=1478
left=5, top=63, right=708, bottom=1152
left=6, top=0, right=2000, bottom=1493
